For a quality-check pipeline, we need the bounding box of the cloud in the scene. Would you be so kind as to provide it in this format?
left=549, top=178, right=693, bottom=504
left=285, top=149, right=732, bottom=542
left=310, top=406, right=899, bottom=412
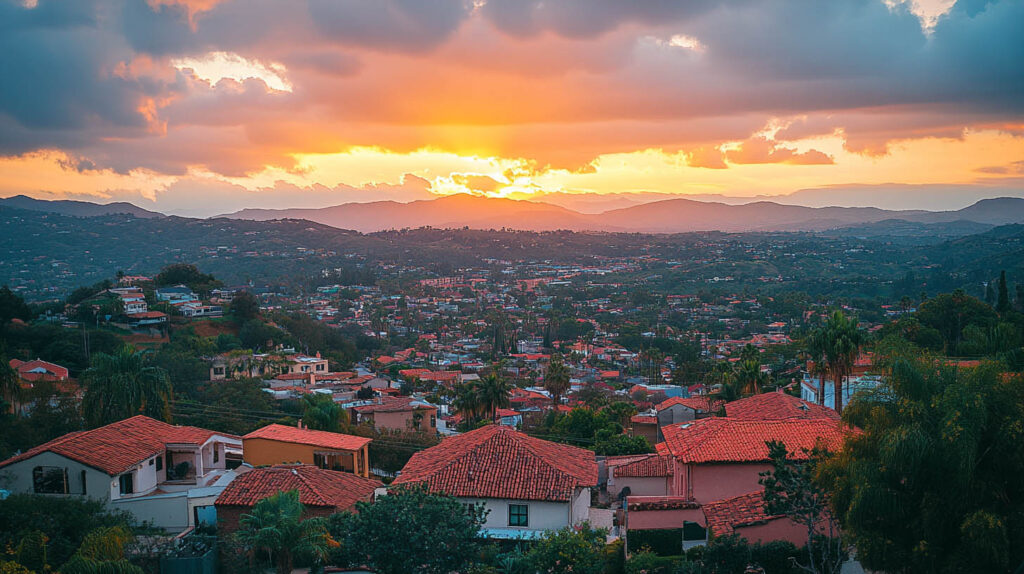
left=725, top=137, right=834, bottom=166
left=0, top=0, right=1023, bottom=202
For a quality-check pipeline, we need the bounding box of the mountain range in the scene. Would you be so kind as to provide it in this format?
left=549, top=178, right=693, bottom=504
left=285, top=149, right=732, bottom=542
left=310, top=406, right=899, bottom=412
left=220, top=194, right=1024, bottom=233
left=5, top=193, right=1024, bottom=234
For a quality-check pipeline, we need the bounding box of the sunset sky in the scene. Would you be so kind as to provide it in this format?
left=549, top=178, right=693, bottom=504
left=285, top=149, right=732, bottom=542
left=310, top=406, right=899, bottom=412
left=1, top=0, right=1023, bottom=216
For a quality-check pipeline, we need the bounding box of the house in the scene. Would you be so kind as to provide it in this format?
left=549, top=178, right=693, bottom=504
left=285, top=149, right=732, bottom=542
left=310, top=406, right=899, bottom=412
left=724, top=391, right=840, bottom=421
left=620, top=417, right=849, bottom=547
left=215, top=465, right=380, bottom=533
left=180, top=303, right=223, bottom=318
left=496, top=408, right=523, bottom=427
left=9, top=358, right=69, bottom=384
left=392, top=425, right=597, bottom=539
left=242, top=424, right=372, bottom=477
left=351, top=396, right=438, bottom=433
left=606, top=454, right=672, bottom=498
left=0, top=416, right=243, bottom=532
left=6, top=358, right=77, bottom=413
left=654, top=396, right=722, bottom=442
left=660, top=417, right=849, bottom=504
left=701, top=491, right=807, bottom=546
left=628, top=414, right=659, bottom=445
left=155, top=285, right=198, bottom=303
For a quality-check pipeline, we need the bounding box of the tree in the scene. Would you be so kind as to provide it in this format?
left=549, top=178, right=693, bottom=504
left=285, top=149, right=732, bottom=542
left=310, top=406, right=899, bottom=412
left=230, top=292, right=261, bottom=322
left=477, top=370, right=512, bottom=420
left=523, top=523, right=607, bottom=574
left=0, top=355, right=20, bottom=413
left=760, top=441, right=844, bottom=574
left=453, top=382, right=483, bottom=427
left=302, top=393, right=349, bottom=433
left=16, top=530, right=48, bottom=572
left=996, top=270, right=1011, bottom=314
left=822, top=355, right=1024, bottom=573
left=81, top=345, right=172, bottom=427
left=340, top=484, right=486, bottom=574
left=0, top=285, right=32, bottom=327
left=732, top=357, right=771, bottom=396
left=236, top=489, right=334, bottom=574
left=544, top=354, right=571, bottom=407
left=915, top=290, right=998, bottom=354
left=153, top=263, right=220, bottom=293
left=810, top=311, right=863, bottom=413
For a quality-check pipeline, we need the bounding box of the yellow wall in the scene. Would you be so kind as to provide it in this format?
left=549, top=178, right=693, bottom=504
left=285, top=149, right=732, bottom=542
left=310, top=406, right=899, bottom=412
left=243, top=438, right=369, bottom=477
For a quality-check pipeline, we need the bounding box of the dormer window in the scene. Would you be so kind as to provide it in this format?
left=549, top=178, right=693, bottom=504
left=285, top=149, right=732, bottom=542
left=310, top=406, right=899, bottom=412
left=119, top=473, right=134, bottom=496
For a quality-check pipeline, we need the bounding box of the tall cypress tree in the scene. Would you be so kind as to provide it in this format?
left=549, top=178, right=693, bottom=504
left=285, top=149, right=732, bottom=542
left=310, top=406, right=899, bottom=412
left=996, top=270, right=1010, bottom=313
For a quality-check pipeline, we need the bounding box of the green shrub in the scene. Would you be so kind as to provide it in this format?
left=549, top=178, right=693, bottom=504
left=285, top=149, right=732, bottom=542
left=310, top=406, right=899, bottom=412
left=626, top=529, right=683, bottom=556
left=624, top=550, right=681, bottom=574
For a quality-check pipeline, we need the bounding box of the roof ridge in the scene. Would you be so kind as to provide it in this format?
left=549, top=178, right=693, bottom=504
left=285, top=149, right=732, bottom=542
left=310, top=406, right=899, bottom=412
left=291, top=466, right=330, bottom=506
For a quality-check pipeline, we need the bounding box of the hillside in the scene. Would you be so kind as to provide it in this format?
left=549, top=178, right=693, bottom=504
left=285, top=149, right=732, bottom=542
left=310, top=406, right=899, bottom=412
left=222, top=194, right=1024, bottom=233
left=0, top=195, right=163, bottom=218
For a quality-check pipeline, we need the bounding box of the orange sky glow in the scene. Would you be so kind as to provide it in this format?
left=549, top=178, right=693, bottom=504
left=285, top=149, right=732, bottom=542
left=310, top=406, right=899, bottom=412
left=1, top=0, right=1022, bottom=215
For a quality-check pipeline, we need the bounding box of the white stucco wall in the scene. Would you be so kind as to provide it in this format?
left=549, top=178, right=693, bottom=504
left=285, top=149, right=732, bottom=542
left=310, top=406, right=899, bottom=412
left=0, top=452, right=111, bottom=500
left=570, top=488, right=591, bottom=526
left=608, top=476, right=670, bottom=498
left=457, top=497, right=573, bottom=532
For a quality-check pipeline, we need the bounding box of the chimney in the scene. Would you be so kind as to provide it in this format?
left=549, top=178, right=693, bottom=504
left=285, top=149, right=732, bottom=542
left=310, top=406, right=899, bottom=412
left=297, top=418, right=304, bottom=429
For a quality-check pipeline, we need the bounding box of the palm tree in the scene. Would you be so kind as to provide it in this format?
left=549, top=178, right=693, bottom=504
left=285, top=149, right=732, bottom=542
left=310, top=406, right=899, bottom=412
left=543, top=354, right=571, bottom=407
left=0, top=356, right=21, bottom=414
left=81, top=345, right=172, bottom=427
left=453, top=383, right=483, bottom=425
left=302, top=393, right=349, bottom=433
left=478, top=370, right=512, bottom=421
left=805, top=327, right=828, bottom=406
left=815, top=311, right=864, bottom=413
left=732, top=358, right=771, bottom=395
left=236, top=489, right=334, bottom=574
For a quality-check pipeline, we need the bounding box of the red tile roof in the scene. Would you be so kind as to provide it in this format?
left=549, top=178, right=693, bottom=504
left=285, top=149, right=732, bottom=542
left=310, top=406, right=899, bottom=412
left=393, top=425, right=597, bottom=502
left=724, top=392, right=839, bottom=421
left=655, top=396, right=723, bottom=413
left=0, top=415, right=232, bottom=476
left=630, top=415, right=657, bottom=425
left=244, top=424, right=371, bottom=451
left=661, top=418, right=850, bottom=464
left=626, top=495, right=701, bottom=511
left=216, top=465, right=380, bottom=508
left=702, top=491, right=782, bottom=537
left=352, top=396, right=434, bottom=414
left=612, top=454, right=672, bottom=478
left=9, top=358, right=69, bottom=381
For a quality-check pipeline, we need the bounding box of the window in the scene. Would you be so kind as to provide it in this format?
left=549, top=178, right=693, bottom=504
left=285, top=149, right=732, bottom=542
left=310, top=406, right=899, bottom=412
left=213, top=367, right=225, bottom=375
left=80, top=470, right=87, bottom=496
left=156, top=456, right=163, bottom=471
left=33, top=466, right=68, bottom=494
left=430, top=415, right=436, bottom=428
left=313, top=453, right=327, bottom=469
left=213, top=446, right=219, bottom=464
left=508, top=504, right=529, bottom=527
left=119, top=473, right=134, bottom=496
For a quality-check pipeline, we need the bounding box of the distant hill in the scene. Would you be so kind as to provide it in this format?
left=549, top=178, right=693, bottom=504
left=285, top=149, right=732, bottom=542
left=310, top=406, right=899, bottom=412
left=222, top=194, right=609, bottom=233
left=0, top=195, right=163, bottom=218
left=7, top=193, right=1024, bottom=234
left=222, top=194, right=1024, bottom=233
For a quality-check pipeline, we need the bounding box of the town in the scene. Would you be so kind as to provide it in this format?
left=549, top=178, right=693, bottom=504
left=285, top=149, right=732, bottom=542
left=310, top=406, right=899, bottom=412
left=2, top=237, right=1022, bottom=573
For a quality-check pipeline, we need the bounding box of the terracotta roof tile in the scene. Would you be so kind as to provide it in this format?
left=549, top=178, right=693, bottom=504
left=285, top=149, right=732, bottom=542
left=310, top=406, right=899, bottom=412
left=216, top=465, right=380, bottom=508
left=655, top=396, right=723, bottom=413
left=724, top=392, right=839, bottom=421
left=0, top=415, right=232, bottom=476
left=612, top=454, right=672, bottom=478
left=661, top=418, right=849, bottom=464
left=244, top=424, right=371, bottom=451
left=702, top=491, right=782, bottom=537
left=352, top=396, right=434, bottom=414
left=393, top=425, right=597, bottom=502
left=626, top=495, right=701, bottom=511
